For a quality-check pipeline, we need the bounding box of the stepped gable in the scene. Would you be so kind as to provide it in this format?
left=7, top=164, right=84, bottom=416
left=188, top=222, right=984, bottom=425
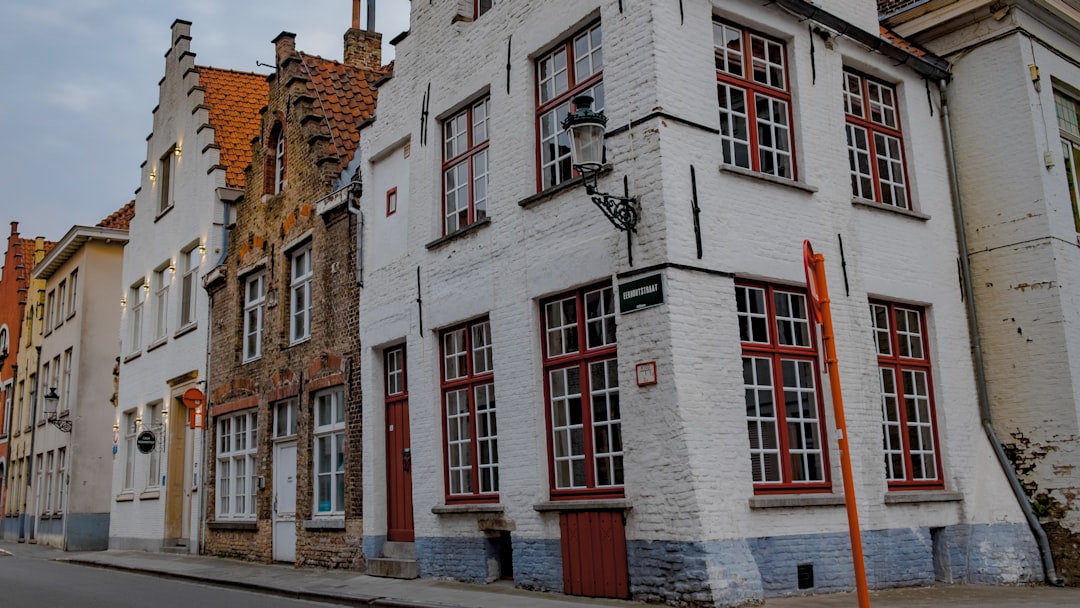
left=97, top=200, right=136, bottom=230
left=297, top=51, right=383, bottom=170
left=198, top=66, right=269, bottom=189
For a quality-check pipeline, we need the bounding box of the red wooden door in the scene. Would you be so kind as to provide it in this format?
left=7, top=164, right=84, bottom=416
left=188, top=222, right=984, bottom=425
left=560, top=510, right=630, bottom=598
left=385, top=346, right=414, bottom=542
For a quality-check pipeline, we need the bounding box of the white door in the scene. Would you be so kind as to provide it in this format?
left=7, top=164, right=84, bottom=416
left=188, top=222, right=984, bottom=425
left=272, top=442, right=297, bottom=562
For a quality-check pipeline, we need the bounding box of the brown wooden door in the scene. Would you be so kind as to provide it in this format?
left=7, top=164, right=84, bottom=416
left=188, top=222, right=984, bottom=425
left=385, top=346, right=413, bottom=542
left=560, top=510, right=630, bottom=598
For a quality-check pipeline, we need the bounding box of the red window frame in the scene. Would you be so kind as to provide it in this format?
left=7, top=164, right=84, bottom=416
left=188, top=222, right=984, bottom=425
left=386, top=187, right=398, bottom=217
left=440, top=318, right=498, bottom=503
left=870, top=300, right=944, bottom=490
left=540, top=282, right=622, bottom=500
left=737, top=281, right=830, bottom=494
left=714, top=19, right=797, bottom=180
left=535, top=22, right=603, bottom=192
left=442, top=98, right=490, bottom=234
left=844, top=70, right=911, bottom=209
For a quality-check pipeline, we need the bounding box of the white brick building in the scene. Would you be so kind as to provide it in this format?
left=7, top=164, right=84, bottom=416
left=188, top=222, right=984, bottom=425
left=882, top=0, right=1080, bottom=585
left=358, top=0, right=1043, bottom=604
left=109, top=20, right=265, bottom=553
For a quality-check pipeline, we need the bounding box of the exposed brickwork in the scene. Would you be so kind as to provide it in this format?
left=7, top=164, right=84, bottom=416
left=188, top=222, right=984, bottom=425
left=204, top=26, right=381, bottom=569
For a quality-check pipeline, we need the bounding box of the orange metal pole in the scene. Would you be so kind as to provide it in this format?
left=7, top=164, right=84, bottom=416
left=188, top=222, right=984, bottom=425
left=804, top=241, right=871, bottom=608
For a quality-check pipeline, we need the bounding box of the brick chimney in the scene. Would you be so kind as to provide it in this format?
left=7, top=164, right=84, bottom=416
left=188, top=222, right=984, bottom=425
left=344, top=28, right=382, bottom=71
left=273, top=31, right=297, bottom=66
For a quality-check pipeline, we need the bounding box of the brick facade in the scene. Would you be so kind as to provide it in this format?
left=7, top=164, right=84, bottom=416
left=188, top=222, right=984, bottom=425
left=204, top=25, right=382, bottom=568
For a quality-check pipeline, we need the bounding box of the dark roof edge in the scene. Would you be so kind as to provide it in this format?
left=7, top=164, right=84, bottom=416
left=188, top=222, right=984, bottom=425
left=772, top=0, right=951, bottom=80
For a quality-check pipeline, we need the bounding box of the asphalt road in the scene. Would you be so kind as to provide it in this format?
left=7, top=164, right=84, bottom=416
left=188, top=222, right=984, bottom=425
left=0, top=543, right=349, bottom=608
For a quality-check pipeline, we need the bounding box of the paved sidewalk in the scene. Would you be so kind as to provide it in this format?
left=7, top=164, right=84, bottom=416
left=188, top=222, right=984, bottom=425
left=4, top=539, right=1080, bottom=607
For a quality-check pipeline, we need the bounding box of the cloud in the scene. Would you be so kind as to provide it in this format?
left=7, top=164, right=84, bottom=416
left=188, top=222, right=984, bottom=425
left=42, top=81, right=108, bottom=114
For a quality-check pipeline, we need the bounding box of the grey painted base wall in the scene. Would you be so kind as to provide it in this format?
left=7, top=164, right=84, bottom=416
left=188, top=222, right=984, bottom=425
left=409, top=522, right=1041, bottom=606
left=109, top=535, right=167, bottom=552
left=64, top=513, right=110, bottom=551
left=0, top=515, right=31, bottom=540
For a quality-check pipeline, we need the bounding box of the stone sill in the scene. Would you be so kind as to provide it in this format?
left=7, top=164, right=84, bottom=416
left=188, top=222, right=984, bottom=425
left=425, top=217, right=492, bottom=250
left=533, top=498, right=632, bottom=512
left=154, top=205, right=175, bottom=224
left=115, top=493, right=135, bottom=503
left=517, top=165, right=613, bottom=209
left=147, top=338, right=168, bottom=353
left=719, top=164, right=818, bottom=193
left=208, top=520, right=258, bottom=531
left=884, top=490, right=963, bottom=504
left=852, top=197, right=930, bottom=221
left=173, top=322, right=198, bottom=340
left=123, top=351, right=142, bottom=364
left=303, top=518, right=345, bottom=530
left=140, top=490, right=161, bottom=501
left=749, top=494, right=846, bottom=509
left=432, top=503, right=504, bottom=515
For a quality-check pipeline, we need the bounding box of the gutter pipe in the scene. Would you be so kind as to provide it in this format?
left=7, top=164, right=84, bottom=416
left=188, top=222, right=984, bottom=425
left=938, top=79, right=1063, bottom=586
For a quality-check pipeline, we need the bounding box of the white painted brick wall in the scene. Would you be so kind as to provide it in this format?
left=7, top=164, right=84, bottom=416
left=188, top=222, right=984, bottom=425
left=359, top=0, right=1031, bottom=563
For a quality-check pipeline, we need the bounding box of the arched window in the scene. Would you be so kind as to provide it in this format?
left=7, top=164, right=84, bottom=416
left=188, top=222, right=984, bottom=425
left=0, top=325, right=9, bottom=358
left=265, top=122, right=286, bottom=195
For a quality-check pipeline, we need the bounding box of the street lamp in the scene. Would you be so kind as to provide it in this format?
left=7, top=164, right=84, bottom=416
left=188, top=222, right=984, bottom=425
left=561, top=95, right=639, bottom=233
left=43, top=387, right=71, bottom=433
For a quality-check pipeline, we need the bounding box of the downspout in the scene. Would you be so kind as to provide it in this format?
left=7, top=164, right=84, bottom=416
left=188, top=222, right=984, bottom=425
left=938, top=80, right=1063, bottom=586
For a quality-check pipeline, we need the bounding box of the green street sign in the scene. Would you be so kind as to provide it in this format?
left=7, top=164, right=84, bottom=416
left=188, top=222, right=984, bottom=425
left=619, top=274, right=664, bottom=314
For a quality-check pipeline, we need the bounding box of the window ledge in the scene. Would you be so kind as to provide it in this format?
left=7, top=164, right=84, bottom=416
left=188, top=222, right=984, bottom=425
left=242, top=355, right=262, bottom=365
left=749, top=494, right=846, bottom=509
left=286, top=336, right=312, bottom=349
left=533, top=498, right=632, bottom=512
left=851, top=197, right=930, bottom=221
left=147, top=337, right=168, bottom=352
left=208, top=520, right=258, bottom=531
left=154, top=205, right=175, bottom=223
left=884, top=490, right=963, bottom=504
left=174, top=323, right=198, bottom=339
left=719, top=164, right=818, bottom=193
left=303, top=518, right=345, bottom=530
left=518, top=165, right=613, bottom=209
left=139, top=490, right=161, bottom=500
left=432, top=503, right=504, bottom=515
left=66, top=312, right=76, bottom=322
left=425, top=217, right=492, bottom=250
left=115, top=492, right=135, bottom=503
left=123, top=351, right=142, bottom=364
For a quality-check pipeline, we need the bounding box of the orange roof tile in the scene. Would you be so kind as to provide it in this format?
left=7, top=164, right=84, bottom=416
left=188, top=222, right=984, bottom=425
left=97, top=200, right=136, bottom=230
left=197, top=66, right=269, bottom=189
left=298, top=52, right=384, bottom=170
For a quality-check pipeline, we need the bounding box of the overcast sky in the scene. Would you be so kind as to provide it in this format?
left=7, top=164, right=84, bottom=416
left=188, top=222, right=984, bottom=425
left=0, top=0, right=409, bottom=242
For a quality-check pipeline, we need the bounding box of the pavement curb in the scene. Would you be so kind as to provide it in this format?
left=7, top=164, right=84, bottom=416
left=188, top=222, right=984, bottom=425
left=60, top=557, right=457, bottom=608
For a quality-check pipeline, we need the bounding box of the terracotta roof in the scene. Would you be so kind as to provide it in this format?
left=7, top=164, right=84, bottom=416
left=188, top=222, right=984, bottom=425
left=880, top=26, right=927, bottom=58
left=97, top=200, right=136, bottom=230
left=198, top=66, right=269, bottom=189
left=299, top=52, right=383, bottom=170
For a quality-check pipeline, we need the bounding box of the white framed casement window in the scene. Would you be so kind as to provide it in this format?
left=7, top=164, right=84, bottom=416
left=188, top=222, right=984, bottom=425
left=536, top=22, right=604, bottom=191
left=442, top=97, right=490, bottom=234
left=55, top=280, right=66, bottom=328
left=289, top=243, right=313, bottom=344
left=216, top=410, right=258, bottom=520
left=158, top=146, right=175, bottom=214
left=441, top=318, right=499, bottom=501
left=313, top=387, right=345, bottom=516
left=44, top=451, right=54, bottom=514
left=61, top=348, right=72, bottom=413
left=844, top=70, right=909, bottom=208
left=179, top=245, right=200, bottom=329
left=56, top=447, right=66, bottom=513
left=39, top=363, right=49, bottom=423
left=45, top=289, right=55, bottom=334
left=122, top=410, right=137, bottom=492
left=274, top=127, right=286, bottom=194
left=146, top=402, right=162, bottom=488
left=475, top=0, right=493, bottom=18
left=1055, top=89, right=1080, bottom=232
left=128, top=279, right=145, bottom=353
left=714, top=19, right=795, bottom=179
left=152, top=266, right=169, bottom=342
left=273, top=398, right=298, bottom=440
left=265, top=123, right=286, bottom=195
left=66, top=269, right=78, bottom=318
left=242, top=272, right=266, bottom=362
